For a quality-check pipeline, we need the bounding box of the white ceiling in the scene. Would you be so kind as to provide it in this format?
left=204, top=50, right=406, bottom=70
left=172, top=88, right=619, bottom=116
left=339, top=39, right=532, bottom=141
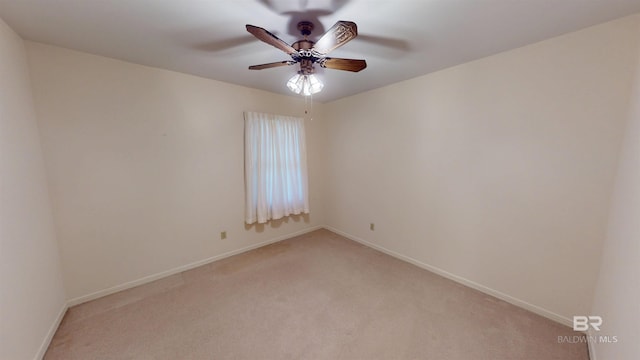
left=1, top=0, right=640, bottom=102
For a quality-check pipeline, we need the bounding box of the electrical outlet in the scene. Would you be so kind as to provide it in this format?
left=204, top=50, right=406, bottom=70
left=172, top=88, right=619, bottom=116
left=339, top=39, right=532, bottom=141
left=220, top=231, right=227, bottom=240
left=370, top=223, right=375, bottom=231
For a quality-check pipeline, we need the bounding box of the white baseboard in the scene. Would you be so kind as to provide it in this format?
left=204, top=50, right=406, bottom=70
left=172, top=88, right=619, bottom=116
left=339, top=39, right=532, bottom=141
left=324, top=226, right=574, bottom=328
left=67, top=225, right=323, bottom=306
left=34, top=302, right=68, bottom=360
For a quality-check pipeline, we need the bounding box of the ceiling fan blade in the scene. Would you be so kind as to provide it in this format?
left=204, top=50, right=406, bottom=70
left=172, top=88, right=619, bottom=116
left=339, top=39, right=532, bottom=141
left=313, top=21, right=358, bottom=55
left=320, top=58, right=367, bottom=72
left=248, top=61, right=297, bottom=70
left=246, top=24, right=297, bottom=55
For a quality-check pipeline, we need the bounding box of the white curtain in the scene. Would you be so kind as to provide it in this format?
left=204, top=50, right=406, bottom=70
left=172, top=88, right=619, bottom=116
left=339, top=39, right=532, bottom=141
left=244, top=112, right=309, bottom=224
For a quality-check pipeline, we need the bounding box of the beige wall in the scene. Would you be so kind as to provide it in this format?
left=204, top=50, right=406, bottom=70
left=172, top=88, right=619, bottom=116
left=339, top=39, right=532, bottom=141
left=590, top=19, right=640, bottom=359
left=26, top=42, right=327, bottom=301
left=323, top=15, right=640, bottom=323
left=0, top=19, right=66, bottom=360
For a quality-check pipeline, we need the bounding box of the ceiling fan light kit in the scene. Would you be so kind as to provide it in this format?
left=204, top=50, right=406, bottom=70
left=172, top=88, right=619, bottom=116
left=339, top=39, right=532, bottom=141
left=287, top=73, right=324, bottom=96
left=246, top=20, right=367, bottom=96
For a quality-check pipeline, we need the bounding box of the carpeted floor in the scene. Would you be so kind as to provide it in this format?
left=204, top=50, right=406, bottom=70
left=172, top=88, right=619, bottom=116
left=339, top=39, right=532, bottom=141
left=45, top=229, right=589, bottom=359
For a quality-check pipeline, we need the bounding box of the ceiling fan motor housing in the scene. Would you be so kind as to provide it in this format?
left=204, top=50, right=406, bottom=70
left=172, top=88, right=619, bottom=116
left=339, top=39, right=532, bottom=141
left=292, top=39, right=322, bottom=67
left=292, top=21, right=324, bottom=63
left=292, top=39, right=315, bottom=51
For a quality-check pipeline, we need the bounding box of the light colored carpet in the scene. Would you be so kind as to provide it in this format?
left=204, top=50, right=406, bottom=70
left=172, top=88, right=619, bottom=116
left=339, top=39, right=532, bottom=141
left=45, top=229, right=588, bottom=359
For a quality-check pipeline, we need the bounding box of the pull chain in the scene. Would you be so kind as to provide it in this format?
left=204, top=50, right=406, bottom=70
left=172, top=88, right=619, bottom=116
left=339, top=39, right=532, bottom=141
left=304, top=93, right=313, bottom=121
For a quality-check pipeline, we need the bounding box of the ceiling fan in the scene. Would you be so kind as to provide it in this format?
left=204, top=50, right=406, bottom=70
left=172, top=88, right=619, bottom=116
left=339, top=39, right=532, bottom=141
left=246, top=20, right=367, bottom=95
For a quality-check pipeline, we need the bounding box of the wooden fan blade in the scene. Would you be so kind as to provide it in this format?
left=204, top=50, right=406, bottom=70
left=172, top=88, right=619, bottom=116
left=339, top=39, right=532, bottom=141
left=246, top=24, right=297, bottom=55
left=321, top=58, right=367, bottom=72
left=313, top=21, right=358, bottom=55
left=248, top=61, right=297, bottom=70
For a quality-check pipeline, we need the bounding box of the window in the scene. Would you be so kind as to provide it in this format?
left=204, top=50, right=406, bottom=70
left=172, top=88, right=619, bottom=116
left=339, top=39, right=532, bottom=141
left=244, top=111, right=309, bottom=224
